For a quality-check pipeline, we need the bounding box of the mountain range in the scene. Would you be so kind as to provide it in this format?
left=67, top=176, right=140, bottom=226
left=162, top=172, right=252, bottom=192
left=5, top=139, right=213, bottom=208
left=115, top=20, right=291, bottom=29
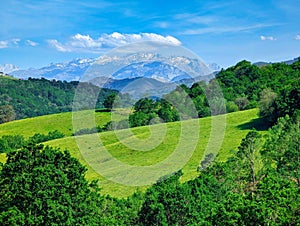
left=253, top=57, right=300, bottom=67
left=1, top=55, right=218, bottom=97
left=2, top=55, right=298, bottom=98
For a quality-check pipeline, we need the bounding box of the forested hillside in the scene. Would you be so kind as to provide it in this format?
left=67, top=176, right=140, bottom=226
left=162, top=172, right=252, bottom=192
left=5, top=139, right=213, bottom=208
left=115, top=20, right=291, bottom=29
left=216, top=59, right=299, bottom=123
left=0, top=77, right=117, bottom=121
left=127, top=59, right=299, bottom=127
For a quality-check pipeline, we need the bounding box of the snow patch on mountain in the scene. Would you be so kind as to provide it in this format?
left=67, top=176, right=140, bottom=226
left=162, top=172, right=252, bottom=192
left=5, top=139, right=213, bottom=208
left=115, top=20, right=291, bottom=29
left=8, top=55, right=219, bottom=85
left=0, top=64, right=19, bottom=74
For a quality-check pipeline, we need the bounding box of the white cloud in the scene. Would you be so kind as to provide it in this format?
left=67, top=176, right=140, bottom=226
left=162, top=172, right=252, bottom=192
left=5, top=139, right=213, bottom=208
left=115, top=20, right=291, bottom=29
left=12, top=38, right=21, bottom=45
left=295, top=35, right=300, bottom=40
left=26, top=40, right=38, bottom=46
left=182, top=24, right=273, bottom=35
left=48, top=32, right=181, bottom=53
left=0, top=38, right=21, bottom=48
left=0, top=41, right=9, bottom=49
left=181, top=23, right=281, bottom=35
left=260, top=35, right=277, bottom=41
left=47, top=40, right=70, bottom=52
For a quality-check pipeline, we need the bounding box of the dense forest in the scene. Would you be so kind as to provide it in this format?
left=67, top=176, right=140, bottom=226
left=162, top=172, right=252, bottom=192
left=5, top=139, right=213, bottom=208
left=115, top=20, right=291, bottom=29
left=0, top=59, right=299, bottom=224
left=0, top=77, right=117, bottom=121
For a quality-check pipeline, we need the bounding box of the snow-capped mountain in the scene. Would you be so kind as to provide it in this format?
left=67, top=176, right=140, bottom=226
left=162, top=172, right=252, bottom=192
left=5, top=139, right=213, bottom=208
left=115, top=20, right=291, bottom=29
left=0, top=64, right=19, bottom=74
left=111, top=61, right=191, bottom=82
left=11, top=58, right=96, bottom=81
left=83, top=53, right=215, bottom=83
left=8, top=55, right=219, bottom=97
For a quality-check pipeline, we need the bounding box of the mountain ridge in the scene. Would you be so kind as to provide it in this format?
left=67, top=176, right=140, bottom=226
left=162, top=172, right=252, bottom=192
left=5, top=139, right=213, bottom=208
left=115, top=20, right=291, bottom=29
left=6, top=55, right=218, bottom=81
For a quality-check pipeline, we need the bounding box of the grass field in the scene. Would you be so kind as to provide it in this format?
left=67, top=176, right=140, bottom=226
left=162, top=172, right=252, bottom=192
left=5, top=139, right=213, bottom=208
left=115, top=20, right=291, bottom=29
left=41, top=108, right=267, bottom=197
left=0, top=108, right=267, bottom=197
left=0, top=110, right=112, bottom=138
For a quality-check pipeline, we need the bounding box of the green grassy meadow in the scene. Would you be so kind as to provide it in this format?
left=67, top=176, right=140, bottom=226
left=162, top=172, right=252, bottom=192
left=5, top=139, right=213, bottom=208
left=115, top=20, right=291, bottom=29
left=47, top=108, right=266, bottom=197
left=0, top=108, right=268, bottom=197
left=0, top=110, right=112, bottom=138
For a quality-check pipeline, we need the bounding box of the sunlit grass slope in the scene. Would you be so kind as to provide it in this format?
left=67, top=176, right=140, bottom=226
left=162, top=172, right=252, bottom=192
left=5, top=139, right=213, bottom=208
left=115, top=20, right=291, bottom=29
left=0, top=110, right=112, bottom=138
left=44, top=108, right=266, bottom=197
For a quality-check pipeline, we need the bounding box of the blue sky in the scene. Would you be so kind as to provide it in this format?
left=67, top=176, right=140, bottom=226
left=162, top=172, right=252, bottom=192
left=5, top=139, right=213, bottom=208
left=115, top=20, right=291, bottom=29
left=0, top=0, right=299, bottom=69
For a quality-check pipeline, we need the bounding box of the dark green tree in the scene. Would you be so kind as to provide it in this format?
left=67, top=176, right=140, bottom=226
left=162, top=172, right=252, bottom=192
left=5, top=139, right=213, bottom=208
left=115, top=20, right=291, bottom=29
left=103, top=93, right=117, bottom=110
left=234, top=96, right=249, bottom=110
left=259, top=88, right=278, bottom=122
left=0, top=105, right=16, bottom=124
left=0, top=144, right=103, bottom=225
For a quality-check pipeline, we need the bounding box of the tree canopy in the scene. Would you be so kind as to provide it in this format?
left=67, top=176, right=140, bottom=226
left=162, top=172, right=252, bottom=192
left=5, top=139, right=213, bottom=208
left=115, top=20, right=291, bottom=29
left=0, top=144, right=104, bottom=225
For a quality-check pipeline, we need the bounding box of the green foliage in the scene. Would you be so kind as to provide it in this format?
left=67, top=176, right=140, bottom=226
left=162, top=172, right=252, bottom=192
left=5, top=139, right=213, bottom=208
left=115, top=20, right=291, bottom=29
left=103, top=93, right=117, bottom=109
left=1, top=107, right=298, bottom=224
left=137, top=116, right=299, bottom=225
left=129, top=98, right=180, bottom=127
left=216, top=60, right=262, bottom=101
left=101, top=192, right=144, bottom=225
left=73, top=126, right=102, bottom=136
left=158, top=99, right=180, bottom=122
left=0, top=144, right=104, bottom=225
left=226, top=101, right=239, bottom=113
left=0, top=105, right=16, bottom=124
left=259, top=83, right=299, bottom=125
left=272, top=83, right=300, bottom=123
left=243, top=173, right=299, bottom=225
left=0, top=135, right=26, bottom=153
left=28, top=130, right=65, bottom=144
left=139, top=170, right=227, bottom=225
left=216, top=59, right=299, bottom=115
left=262, top=113, right=300, bottom=185
left=102, top=119, right=130, bottom=131
left=163, top=86, right=198, bottom=119
left=0, top=77, right=117, bottom=120
left=259, top=88, right=278, bottom=122
left=139, top=171, right=185, bottom=225
left=234, top=96, right=250, bottom=110
left=0, top=131, right=64, bottom=154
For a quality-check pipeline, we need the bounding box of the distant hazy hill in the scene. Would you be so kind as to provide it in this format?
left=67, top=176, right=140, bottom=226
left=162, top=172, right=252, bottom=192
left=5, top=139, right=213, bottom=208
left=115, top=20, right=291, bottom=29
left=90, top=76, right=177, bottom=99
left=254, top=56, right=300, bottom=67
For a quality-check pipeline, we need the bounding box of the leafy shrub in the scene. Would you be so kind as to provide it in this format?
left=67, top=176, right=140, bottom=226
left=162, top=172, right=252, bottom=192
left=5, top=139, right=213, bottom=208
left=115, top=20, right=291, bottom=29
left=226, top=101, right=239, bottom=113
left=73, top=126, right=102, bottom=136
left=28, top=130, right=64, bottom=144
left=0, top=135, right=26, bottom=153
